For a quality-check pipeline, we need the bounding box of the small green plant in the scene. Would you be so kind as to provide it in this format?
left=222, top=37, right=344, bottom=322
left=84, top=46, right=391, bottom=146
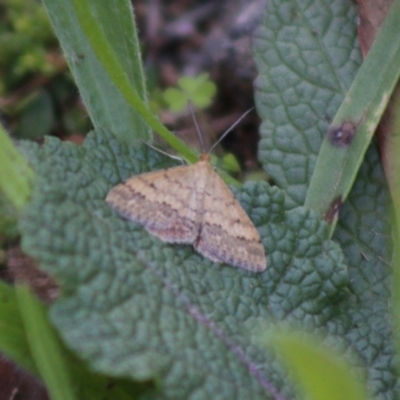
left=162, top=73, right=217, bottom=112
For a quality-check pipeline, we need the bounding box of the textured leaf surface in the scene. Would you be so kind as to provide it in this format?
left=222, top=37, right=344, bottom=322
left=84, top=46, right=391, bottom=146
left=254, top=1, right=397, bottom=399
left=254, top=0, right=361, bottom=206
left=333, top=146, right=397, bottom=399
left=20, top=130, right=349, bottom=399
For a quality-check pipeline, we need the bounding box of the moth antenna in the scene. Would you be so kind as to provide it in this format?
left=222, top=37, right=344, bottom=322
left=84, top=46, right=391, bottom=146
left=208, top=107, right=254, bottom=154
left=188, top=102, right=206, bottom=153
left=142, top=141, right=185, bottom=164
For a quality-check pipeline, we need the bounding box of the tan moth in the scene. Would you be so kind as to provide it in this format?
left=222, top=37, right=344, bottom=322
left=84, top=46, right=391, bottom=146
left=106, top=111, right=267, bottom=272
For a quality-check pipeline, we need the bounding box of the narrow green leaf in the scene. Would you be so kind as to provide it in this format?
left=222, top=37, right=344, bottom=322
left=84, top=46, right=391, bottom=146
left=16, top=285, right=77, bottom=400
left=389, top=71, right=400, bottom=357
left=264, top=329, right=371, bottom=400
left=305, top=0, right=400, bottom=228
left=0, top=123, right=34, bottom=210
left=0, top=282, right=39, bottom=376
left=66, top=0, right=197, bottom=163
left=42, top=0, right=151, bottom=144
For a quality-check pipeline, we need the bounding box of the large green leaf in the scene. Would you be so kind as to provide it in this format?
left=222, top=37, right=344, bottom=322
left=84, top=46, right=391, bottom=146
left=19, top=130, right=348, bottom=399
left=254, top=0, right=397, bottom=399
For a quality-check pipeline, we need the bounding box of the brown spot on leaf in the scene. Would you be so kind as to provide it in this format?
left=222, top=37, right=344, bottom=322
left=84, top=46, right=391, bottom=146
left=327, top=121, right=357, bottom=148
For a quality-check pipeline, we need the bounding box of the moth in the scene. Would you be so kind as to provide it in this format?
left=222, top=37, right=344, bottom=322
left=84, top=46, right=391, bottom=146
left=106, top=110, right=267, bottom=272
